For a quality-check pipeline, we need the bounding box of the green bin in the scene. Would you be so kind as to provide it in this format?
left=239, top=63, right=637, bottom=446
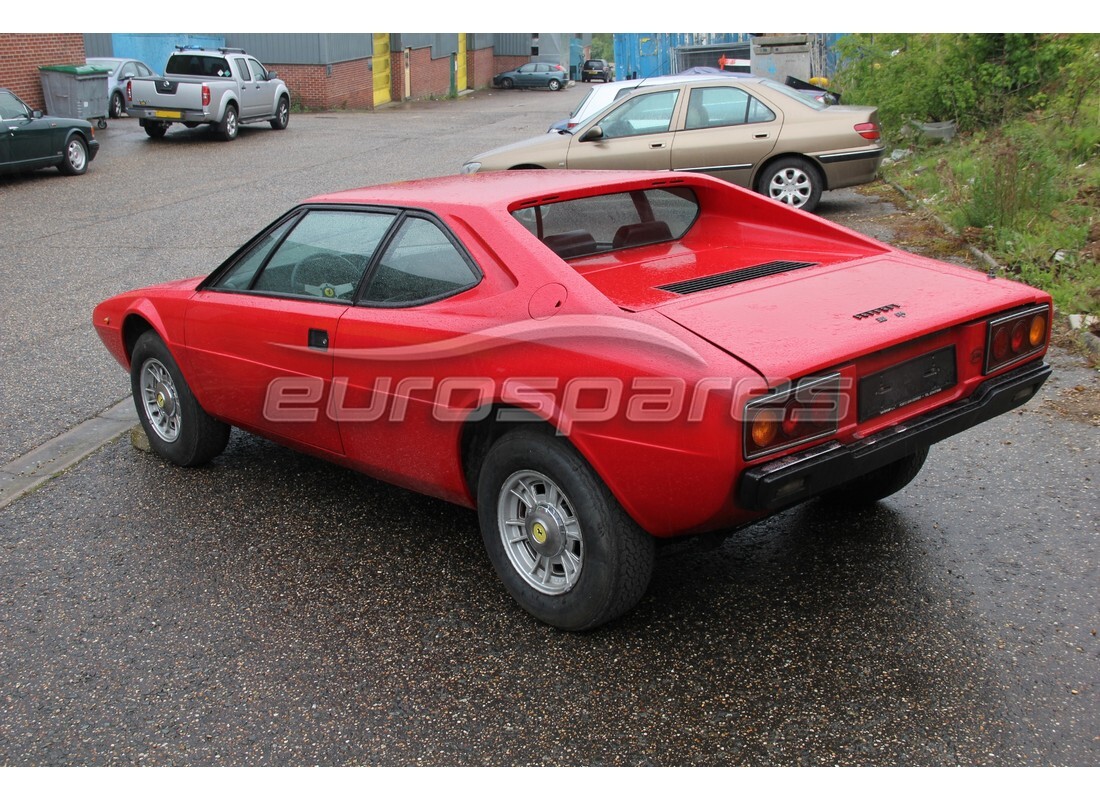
left=38, top=64, right=111, bottom=127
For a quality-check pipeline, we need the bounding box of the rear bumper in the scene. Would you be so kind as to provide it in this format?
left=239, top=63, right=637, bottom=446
left=817, top=146, right=886, bottom=189
left=738, top=359, right=1052, bottom=511
left=130, top=106, right=210, bottom=124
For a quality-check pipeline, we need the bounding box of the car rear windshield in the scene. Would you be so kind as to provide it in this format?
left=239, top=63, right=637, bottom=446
left=166, top=54, right=232, bottom=78
left=512, top=187, right=699, bottom=260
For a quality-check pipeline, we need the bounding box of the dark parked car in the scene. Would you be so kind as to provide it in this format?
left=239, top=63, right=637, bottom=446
left=581, top=59, right=612, bottom=82
left=0, top=88, right=99, bottom=176
left=492, top=62, right=568, bottom=91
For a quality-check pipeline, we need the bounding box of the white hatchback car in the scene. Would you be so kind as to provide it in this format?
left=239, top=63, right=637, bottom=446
left=546, top=74, right=737, bottom=132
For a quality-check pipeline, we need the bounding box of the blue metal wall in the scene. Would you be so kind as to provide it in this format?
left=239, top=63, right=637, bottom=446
left=109, top=34, right=226, bottom=73
left=613, top=33, right=752, bottom=80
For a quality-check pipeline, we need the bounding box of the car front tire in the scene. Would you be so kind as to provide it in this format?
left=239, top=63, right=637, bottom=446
left=477, top=430, right=655, bottom=631
left=58, top=134, right=88, bottom=175
left=757, top=157, right=823, bottom=212
left=130, top=331, right=230, bottom=467
left=501, top=78, right=514, bottom=90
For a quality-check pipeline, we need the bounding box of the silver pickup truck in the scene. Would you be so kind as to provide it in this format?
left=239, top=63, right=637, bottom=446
left=127, top=47, right=290, bottom=141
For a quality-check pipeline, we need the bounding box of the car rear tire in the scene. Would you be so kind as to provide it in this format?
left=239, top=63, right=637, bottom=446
left=58, top=134, right=88, bottom=175
left=548, top=79, right=562, bottom=91
left=757, top=157, right=823, bottom=212
left=218, top=104, right=239, bottom=141
left=270, top=96, right=289, bottom=130
left=109, top=92, right=124, bottom=119
left=820, top=446, right=929, bottom=508
left=477, top=430, right=655, bottom=631
left=130, top=331, right=230, bottom=467
left=501, top=78, right=514, bottom=90
left=142, top=120, right=169, bottom=139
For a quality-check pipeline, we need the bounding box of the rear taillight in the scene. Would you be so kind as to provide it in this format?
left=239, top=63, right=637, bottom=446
left=201, top=83, right=210, bottom=107
left=984, top=305, right=1049, bottom=374
left=855, top=122, right=881, bottom=141
left=743, top=373, right=842, bottom=460
left=126, top=79, right=132, bottom=102
left=567, top=121, right=577, bottom=129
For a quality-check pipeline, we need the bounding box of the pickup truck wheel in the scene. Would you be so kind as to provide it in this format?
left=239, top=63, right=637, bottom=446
left=477, top=430, right=655, bottom=630
left=131, top=332, right=230, bottom=467
left=820, top=446, right=929, bottom=508
left=218, top=105, right=239, bottom=141
left=109, top=92, right=124, bottom=118
left=58, top=134, right=88, bottom=175
left=142, top=120, right=168, bottom=139
left=270, top=96, right=289, bottom=130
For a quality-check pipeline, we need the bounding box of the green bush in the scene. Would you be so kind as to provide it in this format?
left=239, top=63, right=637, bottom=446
left=839, top=33, right=1100, bottom=316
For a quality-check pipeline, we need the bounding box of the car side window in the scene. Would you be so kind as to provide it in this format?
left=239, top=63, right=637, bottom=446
left=235, top=58, right=252, bottom=80
left=137, top=63, right=153, bottom=78
left=685, top=86, right=777, bottom=129
left=248, top=59, right=268, bottom=81
left=361, top=216, right=479, bottom=305
left=598, top=90, right=679, bottom=139
left=0, top=91, right=29, bottom=120
left=216, top=210, right=397, bottom=302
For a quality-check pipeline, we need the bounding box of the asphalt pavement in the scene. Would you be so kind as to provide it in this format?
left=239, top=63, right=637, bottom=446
left=0, top=86, right=1096, bottom=766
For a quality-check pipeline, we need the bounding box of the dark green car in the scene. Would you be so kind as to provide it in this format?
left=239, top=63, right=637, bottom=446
left=0, top=88, right=100, bottom=176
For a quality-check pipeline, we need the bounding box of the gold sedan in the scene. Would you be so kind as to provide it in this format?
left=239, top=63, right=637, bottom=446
left=462, top=77, right=884, bottom=212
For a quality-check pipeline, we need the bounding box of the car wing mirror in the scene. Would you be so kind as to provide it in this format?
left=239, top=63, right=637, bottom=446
left=32, top=109, right=43, bottom=119
left=579, top=125, right=604, bottom=143
left=266, top=70, right=277, bottom=80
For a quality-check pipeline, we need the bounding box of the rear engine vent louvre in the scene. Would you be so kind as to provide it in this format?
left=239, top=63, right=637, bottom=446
left=656, top=261, right=819, bottom=295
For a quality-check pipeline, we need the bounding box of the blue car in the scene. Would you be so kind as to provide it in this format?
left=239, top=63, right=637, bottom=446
left=492, top=62, right=568, bottom=91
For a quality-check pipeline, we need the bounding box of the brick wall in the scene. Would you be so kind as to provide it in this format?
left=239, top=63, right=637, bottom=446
left=406, top=46, right=454, bottom=100
left=0, top=34, right=87, bottom=111
left=268, top=58, right=374, bottom=111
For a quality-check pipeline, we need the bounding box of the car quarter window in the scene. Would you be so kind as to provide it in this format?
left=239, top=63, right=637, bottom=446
left=234, top=58, right=251, bottom=80
left=599, top=90, right=679, bottom=139
left=361, top=216, right=480, bottom=305
left=685, top=86, right=777, bottom=129
left=215, top=210, right=397, bottom=302
left=513, top=187, right=700, bottom=258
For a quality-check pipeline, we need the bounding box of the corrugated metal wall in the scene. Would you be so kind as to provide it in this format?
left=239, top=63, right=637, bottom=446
left=395, top=34, right=462, bottom=61
left=492, top=33, right=531, bottom=57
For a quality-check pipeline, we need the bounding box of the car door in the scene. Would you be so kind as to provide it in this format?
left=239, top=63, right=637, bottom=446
left=331, top=212, right=485, bottom=499
left=669, top=84, right=783, bottom=188
left=233, top=57, right=262, bottom=118
left=514, top=63, right=538, bottom=88
left=565, top=89, right=679, bottom=172
left=183, top=208, right=398, bottom=456
left=247, top=58, right=278, bottom=116
left=0, top=91, right=56, bottom=170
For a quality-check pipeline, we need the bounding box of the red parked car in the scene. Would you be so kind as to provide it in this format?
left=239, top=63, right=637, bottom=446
left=93, top=170, right=1052, bottom=630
